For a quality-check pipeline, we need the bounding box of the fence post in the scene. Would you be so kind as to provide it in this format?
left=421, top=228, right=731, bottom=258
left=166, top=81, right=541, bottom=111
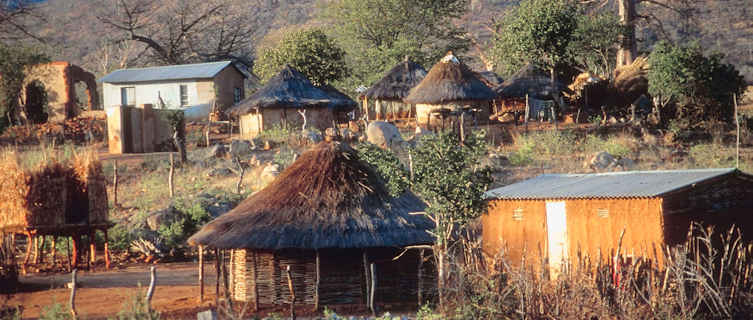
left=113, top=160, right=119, bottom=207
left=70, top=269, right=78, bottom=318
left=285, top=265, right=296, bottom=320
left=168, top=154, right=175, bottom=198
left=146, top=266, right=157, bottom=310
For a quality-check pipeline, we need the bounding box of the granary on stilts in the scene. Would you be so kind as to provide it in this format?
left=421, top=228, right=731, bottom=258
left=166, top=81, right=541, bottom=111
left=492, top=64, right=568, bottom=124
left=482, top=168, right=753, bottom=273
left=188, top=142, right=434, bottom=310
left=362, top=58, right=427, bottom=121
left=0, top=151, right=111, bottom=275
left=404, top=52, right=496, bottom=131
left=228, top=66, right=356, bottom=139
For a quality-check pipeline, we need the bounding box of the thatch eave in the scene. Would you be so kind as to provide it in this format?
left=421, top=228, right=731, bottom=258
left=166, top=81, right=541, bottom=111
left=403, top=53, right=496, bottom=105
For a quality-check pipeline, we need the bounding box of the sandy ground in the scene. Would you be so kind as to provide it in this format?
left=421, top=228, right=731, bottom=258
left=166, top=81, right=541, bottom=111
left=4, top=262, right=218, bottom=319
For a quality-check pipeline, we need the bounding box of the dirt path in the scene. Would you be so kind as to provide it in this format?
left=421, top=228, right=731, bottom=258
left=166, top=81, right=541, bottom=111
left=4, top=263, right=218, bottom=319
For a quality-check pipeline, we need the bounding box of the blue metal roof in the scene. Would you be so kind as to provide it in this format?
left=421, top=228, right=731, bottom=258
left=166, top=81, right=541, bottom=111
left=100, top=61, right=238, bottom=83
left=485, top=168, right=741, bottom=200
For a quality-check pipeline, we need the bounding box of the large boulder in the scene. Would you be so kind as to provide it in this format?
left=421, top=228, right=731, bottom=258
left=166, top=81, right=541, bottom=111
left=586, top=151, right=617, bottom=171
left=229, top=139, right=253, bottom=157
left=146, top=206, right=179, bottom=231
left=366, top=121, right=403, bottom=148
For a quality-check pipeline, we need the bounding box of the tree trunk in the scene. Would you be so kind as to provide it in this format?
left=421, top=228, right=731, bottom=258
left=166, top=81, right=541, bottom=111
left=617, top=0, right=638, bottom=67
left=436, top=246, right=448, bottom=312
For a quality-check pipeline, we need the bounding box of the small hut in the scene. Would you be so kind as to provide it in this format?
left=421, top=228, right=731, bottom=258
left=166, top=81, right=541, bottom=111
left=404, top=52, right=496, bottom=130
left=363, top=59, right=427, bottom=121
left=0, top=151, right=111, bottom=271
left=492, top=64, right=568, bottom=123
left=188, top=142, right=434, bottom=309
left=228, top=66, right=356, bottom=138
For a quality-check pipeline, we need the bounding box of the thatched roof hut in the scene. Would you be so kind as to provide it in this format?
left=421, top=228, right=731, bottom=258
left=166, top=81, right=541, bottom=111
left=495, top=64, right=567, bottom=100
left=228, top=66, right=356, bottom=138
left=189, top=142, right=434, bottom=307
left=361, top=59, right=427, bottom=120
left=404, top=53, right=496, bottom=105
left=403, top=52, right=496, bottom=129
left=476, top=71, right=504, bottom=89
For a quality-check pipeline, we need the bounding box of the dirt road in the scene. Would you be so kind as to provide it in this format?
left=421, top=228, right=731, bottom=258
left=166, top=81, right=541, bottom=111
left=4, top=263, right=218, bottom=319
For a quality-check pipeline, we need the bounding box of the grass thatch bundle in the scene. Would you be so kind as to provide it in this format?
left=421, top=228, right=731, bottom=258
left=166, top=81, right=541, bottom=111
left=404, top=52, right=496, bottom=105
left=188, top=141, right=433, bottom=250
left=0, top=147, right=108, bottom=232
left=0, top=150, right=69, bottom=231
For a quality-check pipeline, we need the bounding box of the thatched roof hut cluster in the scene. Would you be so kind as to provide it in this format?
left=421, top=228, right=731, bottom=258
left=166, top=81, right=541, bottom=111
left=229, top=66, right=356, bottom=138
left=362, top=59, right=427, bottom=120
left=189, top=142, right=434, bottom=308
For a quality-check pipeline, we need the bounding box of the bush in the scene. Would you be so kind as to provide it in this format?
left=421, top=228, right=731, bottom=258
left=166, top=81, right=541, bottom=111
left=113, top=290, right=160, bottom=320
left=258, top=125, right=293, bottom=145
left=39, top=303, right=71, bottom=320
left=354, top=143, right=410, bottom=197
left=272, top=147, right=298, bottom=170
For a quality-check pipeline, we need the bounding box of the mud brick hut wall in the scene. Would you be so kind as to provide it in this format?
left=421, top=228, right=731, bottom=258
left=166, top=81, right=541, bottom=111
left=106, top=104, right=177, bottom=154
left=239, top=107, right=338, bottom=139
left=482, top=169, right=753, bottom=271
left=195, top=66, right=245, bottom=111
left=22, top=61, right=99, bottom=121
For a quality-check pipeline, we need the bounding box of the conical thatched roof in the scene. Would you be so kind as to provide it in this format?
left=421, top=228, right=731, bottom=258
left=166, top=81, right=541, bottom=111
left=228, top=66, right=356, bottom=115
left=403, top=52, right=496, bottom=105
left=364, top=60, right=427, bottom=101
left=477, top=71, right=504, bottom=88
left=188, top=142, right=433, bottom=250
left=496, top=64, right=567, bottom=100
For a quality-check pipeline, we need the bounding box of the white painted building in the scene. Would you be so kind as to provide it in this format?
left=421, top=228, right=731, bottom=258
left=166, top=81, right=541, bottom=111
left=100, top=61, right=247, bottom=120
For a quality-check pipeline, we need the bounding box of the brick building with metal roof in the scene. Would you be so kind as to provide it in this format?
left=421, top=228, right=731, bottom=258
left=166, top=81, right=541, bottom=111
left=482, top=168, right=753, bottom=272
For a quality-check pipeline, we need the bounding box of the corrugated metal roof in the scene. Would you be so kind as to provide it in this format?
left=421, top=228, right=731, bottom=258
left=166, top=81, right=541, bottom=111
left=485, top=168, right=740, bottom=200
left=100, top=61, right=237, bottom=83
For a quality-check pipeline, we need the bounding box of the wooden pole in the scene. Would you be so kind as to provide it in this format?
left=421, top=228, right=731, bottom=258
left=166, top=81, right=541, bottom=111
left=215, top=248, right=221, bottom=307
left=89, top=231, right=96, bottom=265
left=70, top=269, right=78, bottom=319
left=314, top=250, right=320, bottom=311
left=66, top=236, right=71, bottom=271
left=146, top=266, right=157, bottom=310
left=369, top=263, right=377, bottom=316
left=235, top=157, right=245, bottom=194
left=103, top=230, right=110, bottom=270
left=33, top=234, right=41, bottom=265
left=285, top=265, right=296, bottom=320
left=222, top=251, right=232, bottom=310
left=112, top=160, right=118, bottom=207
left=418, top=249, right=424, bottom=304
left=22, top=232, right=32, bottom=272
left=168, top=154, right=175, bottom=198
left=199, top=245, right=205, bottom=302
left=362, top=251, right=370, bottom=306
left=72, top=235, right=80, bottom=270
left=50, top=236, right=57, bottom=264
left=734, top=93, right=740, bottom=168
left=525, top=94, right=530, bottom=132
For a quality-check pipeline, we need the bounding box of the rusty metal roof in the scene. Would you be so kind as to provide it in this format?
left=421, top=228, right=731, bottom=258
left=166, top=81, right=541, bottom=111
left=485, top=168, right=741, bottom=200
left=100, top=61, right=241, bottom=83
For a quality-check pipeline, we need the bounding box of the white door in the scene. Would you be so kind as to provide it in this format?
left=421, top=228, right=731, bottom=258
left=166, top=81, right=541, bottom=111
left=546, top=201, right=568, bottom=276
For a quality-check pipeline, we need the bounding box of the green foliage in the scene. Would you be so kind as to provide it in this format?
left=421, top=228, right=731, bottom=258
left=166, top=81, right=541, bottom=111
left=415, top=304, right=442, bottom=320
left=582, top=135, right=631, bottom=158
left=0, top=44, right=49, bottom=131
left=254, top=28, right=347, bottom=86
left=112, top=290, right=160, bottom=320
left=323, top=0, right=469, bottom=93
left=648, top=41, right=746, bottom=122
left=258, top=124, right=293, bottom=144
left=272, top=146, right=297, bottom=170
left=354, top=142, right=410, bottom=197
left=412, top=132, right=492, bottom=247
left=39, top=303, right=71, bottom=320
left=569, top=12, right=626, bottom=76
left=490, top=0, right=578, bottom=76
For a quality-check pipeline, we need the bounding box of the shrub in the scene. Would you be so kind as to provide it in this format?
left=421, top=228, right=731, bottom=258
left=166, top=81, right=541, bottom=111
left=39, top=303, right=71, bottom=320
left=113, top=290, right=160, bottom=320
left=258, top=125, right=293, bottom=145
left=354, top=143, right=410, bottom=197
left=272, top=147, right=298, bottom=170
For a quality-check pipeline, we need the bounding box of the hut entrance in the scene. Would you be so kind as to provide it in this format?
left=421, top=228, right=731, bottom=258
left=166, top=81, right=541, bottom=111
left=25, top=80, right=49, bottom=124
left=74, top=81, right=91, bottom=111
left=546, top=201, right=568, bottom=275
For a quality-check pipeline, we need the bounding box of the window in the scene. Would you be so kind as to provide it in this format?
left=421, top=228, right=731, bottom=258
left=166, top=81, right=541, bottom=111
left=233, top=87, right=242, bottom=104
left=120, top=87, right=135, bottom=106
left=597, top=208, right=609, bottom=218
left=179, top=85, right=188, bottom=106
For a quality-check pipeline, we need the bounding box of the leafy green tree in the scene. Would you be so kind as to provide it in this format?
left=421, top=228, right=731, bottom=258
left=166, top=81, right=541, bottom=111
left=253, top=28, right=347, bottom=86
left=647, top=41, right=745, bottom=124
left=0, top=44, right=49, bottom=131
left=411, top=131, right=492, bottom=308
left=323, top=0, right=469, bottom=91
left=569, top=12, right=627, bottom=77
left=354, top=143, right=410, bottom=198
left=490, top=0, right=578, bottom=80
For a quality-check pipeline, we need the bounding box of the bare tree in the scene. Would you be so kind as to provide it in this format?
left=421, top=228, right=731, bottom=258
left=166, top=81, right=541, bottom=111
left=96, top=0, right=257, bottom=66
left=0, top=0, right=46, bottom=43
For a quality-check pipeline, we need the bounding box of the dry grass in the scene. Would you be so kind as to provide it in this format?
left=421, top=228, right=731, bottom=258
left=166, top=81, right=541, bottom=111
left=440, top=224, right=753, bottom=319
